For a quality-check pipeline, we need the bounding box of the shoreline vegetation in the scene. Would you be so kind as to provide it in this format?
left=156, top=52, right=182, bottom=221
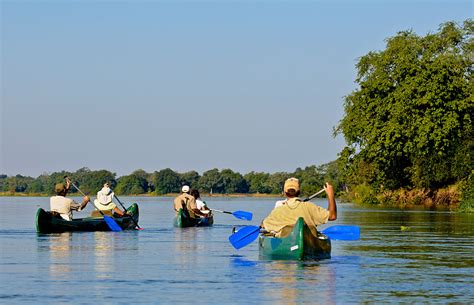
left=2, top=179, right=472, bottom=212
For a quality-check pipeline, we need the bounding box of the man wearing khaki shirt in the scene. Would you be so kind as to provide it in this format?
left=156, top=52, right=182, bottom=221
left=262, top=178, right=337, bottom=237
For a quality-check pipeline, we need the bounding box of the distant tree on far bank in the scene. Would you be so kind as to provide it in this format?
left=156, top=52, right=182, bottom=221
left=153, top=168, right=181, bottom=195
left=336, top=20, right=473, bottom=190
left=115, top=174, right=147, bottom=195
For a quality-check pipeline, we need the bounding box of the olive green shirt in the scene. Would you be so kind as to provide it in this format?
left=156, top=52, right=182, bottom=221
left=262, top=197, right=329, bottom=237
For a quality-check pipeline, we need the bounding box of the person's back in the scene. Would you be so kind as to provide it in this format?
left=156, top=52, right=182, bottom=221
left=50, top=195, right=76, bottom=221
left=173, top=193, right=195, bottom=211
left=262, top=178, right=337, bottom=237
left=263, top=197, right=329, bottom=237
left=50, top=182, right=90, bottom=221
left=173, top=185, right=198, bottom=218
left=94, top=183, right=116, bottom=211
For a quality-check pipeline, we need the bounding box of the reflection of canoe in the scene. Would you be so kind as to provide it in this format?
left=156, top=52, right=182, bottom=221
left=173, top=208, right=213, bottom=228
left=36, top=203, right=140, bottom=233
left=258, top=217, right=331, bottom=260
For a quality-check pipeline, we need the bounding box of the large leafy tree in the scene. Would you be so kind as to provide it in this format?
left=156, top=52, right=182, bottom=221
left=153, top=168, right=181, bottom=194
left=199, top=168, right=223, bottom=193
left=244, top=171, right=272, bottom=194
left=220, top=169, right=249, bottom=194
left=115, top=174, right=147, bottom=195
left=180, top=171, right=201, bottom=189
left=336, top=20, right=473, bottom=189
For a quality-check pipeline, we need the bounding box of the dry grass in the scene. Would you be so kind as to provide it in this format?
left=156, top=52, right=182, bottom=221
left=377, top=186, right=460, bottom=210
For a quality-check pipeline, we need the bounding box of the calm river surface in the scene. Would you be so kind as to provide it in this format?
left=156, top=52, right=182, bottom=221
left=0, top=196, right=473, bottom=304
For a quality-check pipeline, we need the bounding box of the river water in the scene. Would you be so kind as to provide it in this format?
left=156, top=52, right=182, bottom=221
left=0, top=196, right=473, bottom=304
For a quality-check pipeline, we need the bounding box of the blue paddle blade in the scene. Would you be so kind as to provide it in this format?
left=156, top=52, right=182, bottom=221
left=103, top=216, right=122, bottom=232
left=233, top=210, right=253, bottom=221
left=322, top=225, right=360, bottom=240
left=229, top=226, right=260, bottom=249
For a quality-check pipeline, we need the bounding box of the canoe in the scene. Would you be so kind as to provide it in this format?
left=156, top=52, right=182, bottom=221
left=36, top=203, right=140, bottom=233
left=173, top=208, right=214, bottom=228
left=258, top=217, right=331, bottom=260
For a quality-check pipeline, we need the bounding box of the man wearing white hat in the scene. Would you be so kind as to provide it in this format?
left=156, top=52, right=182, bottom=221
left=173, top=185, right=207, bottom=218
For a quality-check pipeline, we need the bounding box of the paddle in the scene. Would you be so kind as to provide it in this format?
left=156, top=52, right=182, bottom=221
left=211, top=209, right=253, bottom=221
left=64, top=177, right=122, bottom=232
left=229, top=225, right=361, bottom=249
left=113, top=195, right=143, bottom=230
left=303, top=188, right=326, bottom=202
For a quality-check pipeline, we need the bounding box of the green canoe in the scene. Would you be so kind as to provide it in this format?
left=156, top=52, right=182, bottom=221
left=173, top=208, right=214, bottom=228
left=258, top=217, right=331, bottom=260
left=36, top=203, right=140, bottom=233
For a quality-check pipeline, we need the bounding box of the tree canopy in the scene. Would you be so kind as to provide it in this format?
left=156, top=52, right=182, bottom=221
left=336, top=20, right=473, bottom=190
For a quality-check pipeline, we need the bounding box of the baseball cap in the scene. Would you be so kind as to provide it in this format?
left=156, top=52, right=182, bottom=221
left=284, top=178, right=300, bottom=193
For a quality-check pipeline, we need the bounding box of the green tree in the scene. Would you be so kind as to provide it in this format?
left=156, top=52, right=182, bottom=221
left=180, top=171, right=201, bottom=189
left=293, top=166, right=325, bottom=196
left=220, top=169, right=249, bottom=193
left=335, top=20, right=473, bottom=190
left=199, top=168, right=223, bottom=193
left=115, top=174, right=147, bottom=195
left=72, top=168, right=116, bottom=194
left=267, top=172, right=291, bottom=194
left=244, top=171, right=272, bottom=194
left=153, top=168, right=181, bottom=194
left=131, top=169, right=151, bottom=193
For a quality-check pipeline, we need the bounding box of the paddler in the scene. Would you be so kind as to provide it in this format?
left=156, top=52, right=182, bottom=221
left=93, top=183, right=128, bottom=217
left=174, top=185, right=209, bottom=218
left=50, top=180, right=90, bottom=221
left=261, top=178, right=337, bottom=237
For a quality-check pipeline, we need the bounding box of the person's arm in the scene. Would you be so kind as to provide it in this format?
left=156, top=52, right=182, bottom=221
left=324, top=183, right=337, bottom=221
left=113, top=206, right=127, bottom=216
left=70, top=196, right=90, bottom=212
left=79, top=196, right=90, bottom=210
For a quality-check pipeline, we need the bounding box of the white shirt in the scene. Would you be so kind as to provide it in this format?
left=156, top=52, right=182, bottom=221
left=274, top=199, right=287, bottom=209
left=50, top=195, right=83, bottom=221
left=196, top=199, right=207, bottom=210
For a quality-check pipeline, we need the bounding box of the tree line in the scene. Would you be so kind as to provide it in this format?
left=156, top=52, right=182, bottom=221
left=0, top=163, right=341, bottom=197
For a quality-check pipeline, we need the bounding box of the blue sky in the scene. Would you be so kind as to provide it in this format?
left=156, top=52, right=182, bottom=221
left=1, top=0, right=472, bottom=177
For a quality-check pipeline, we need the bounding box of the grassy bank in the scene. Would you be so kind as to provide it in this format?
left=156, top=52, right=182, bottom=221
left=346, top=177, right=474, bottom=212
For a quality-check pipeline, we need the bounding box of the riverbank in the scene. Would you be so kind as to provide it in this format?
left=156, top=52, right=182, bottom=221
left=345, top=180, right=474, bottom=212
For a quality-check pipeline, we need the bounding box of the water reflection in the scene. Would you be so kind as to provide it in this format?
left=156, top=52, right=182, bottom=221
left=93, top=232, right=113, bottom=278
left=261, top=261, right=336, bottom=305
left=37, top=231, right=140, bottom=281
left=173, top=228, right=199, bottom=265
left=47, top=233, right=73, bottom=276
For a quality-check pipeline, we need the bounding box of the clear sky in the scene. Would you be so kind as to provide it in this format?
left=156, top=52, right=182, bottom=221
left=1, top=0, right=472, bottom=177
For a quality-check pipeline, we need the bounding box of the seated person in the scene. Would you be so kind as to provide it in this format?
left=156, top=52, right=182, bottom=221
left=93, top=183, right=127, bottom=217
left=174, top=185, right=209, bottom=218
left=50, top=181, right=90, bottom=221
left=262, top=178, right=337, bottom=237
left=190, top=189, right=212, bottom=216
